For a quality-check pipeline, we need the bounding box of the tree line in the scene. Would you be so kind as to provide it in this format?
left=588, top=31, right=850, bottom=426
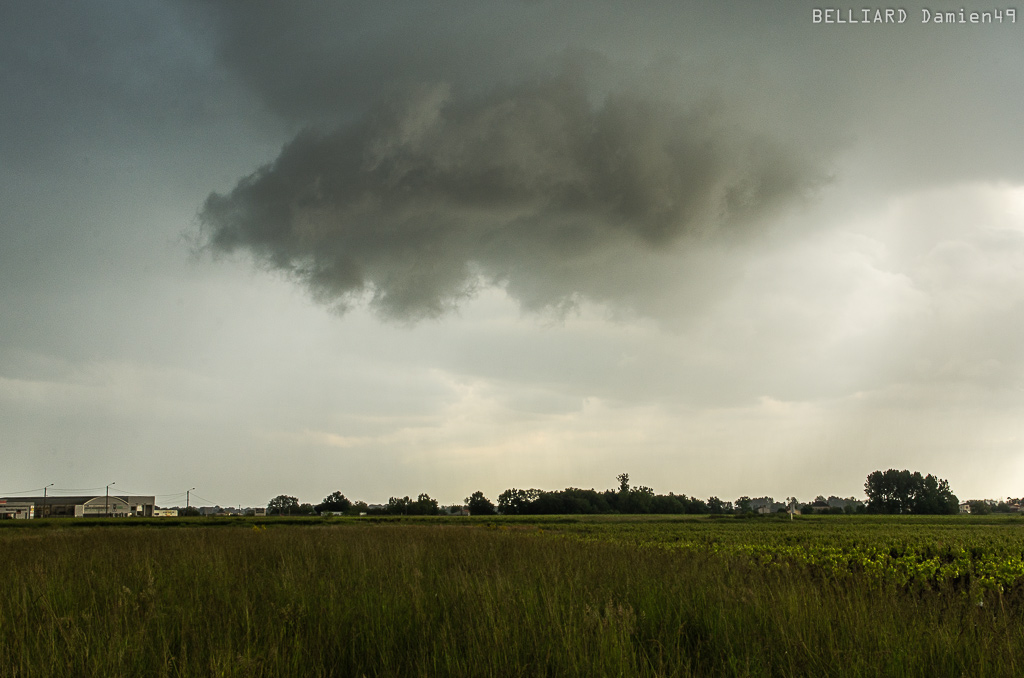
left=265, top=469, right=962, bottom=517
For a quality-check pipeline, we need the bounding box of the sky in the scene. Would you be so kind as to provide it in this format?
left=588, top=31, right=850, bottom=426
left=2, top=1, right=1023, bottom=508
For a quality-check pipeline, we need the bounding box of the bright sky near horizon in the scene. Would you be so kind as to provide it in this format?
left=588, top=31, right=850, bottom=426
left=2, top=2, right=1023, bottom=508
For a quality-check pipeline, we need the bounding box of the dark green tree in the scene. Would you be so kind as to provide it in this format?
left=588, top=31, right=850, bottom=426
left=414, top=493, right=439, bottom=515
left=386, top=496, right=411, bottom=514
left=626, top=485, right=655, bottom=513
left=385, top=494, right=439, bottom=515
left=865, top=470, right=958, bottom=515
left=707, top=496, right=726, bottom=514
left=267, top=495, right=299, bottom=516
left=465, top=491, right=496, bottom=515
left=317, top=491, right=352, bottom=514
left=497, top=488, right=541, bottom=515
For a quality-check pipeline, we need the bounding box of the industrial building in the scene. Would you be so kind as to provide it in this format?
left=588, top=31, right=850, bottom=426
left=0, top=500, right=34, bottom=519
left=0, top=495, right=156, bottom=518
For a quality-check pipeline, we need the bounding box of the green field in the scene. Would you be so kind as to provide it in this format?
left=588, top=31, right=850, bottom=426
left=2, top=515, right=1023, bottom=677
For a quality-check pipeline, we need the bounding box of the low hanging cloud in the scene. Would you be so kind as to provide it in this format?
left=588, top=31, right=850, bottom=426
left=200, top=73, right=819, bottom=320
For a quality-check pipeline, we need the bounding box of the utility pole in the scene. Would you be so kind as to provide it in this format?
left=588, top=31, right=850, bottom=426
left=42, top=483, right=53, bottom=518
left=106, top=482, right=115, bottom=517
left=187, top=488, right=195, bottom=514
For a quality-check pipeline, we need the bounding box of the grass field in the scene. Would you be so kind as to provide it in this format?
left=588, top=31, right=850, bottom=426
left=2, top=515, right=1023, bottom=677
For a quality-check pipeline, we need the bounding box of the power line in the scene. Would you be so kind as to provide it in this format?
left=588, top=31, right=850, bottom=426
left=0, top=486, right=108, bottom=496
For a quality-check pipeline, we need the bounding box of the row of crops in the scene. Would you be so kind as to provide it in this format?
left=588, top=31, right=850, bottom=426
left=542, top=514, right=1024, bottom=597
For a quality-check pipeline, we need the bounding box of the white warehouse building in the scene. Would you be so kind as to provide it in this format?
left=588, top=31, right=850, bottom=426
left=0, top=495, right=156, bottom=518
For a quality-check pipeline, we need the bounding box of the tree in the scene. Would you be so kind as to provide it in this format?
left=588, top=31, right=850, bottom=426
left=386, top=493, right=440, bottom=516
left=707, top=496, right=726, bottom=514
left=465, top=491, right=496, bottom=516
left=414, top=493, right=439, bottom=515
left=617, top=473, right=630, bottom=493
left=267, top=495, right=299, bottom=516
left=497, top=488, right=541, bottom=515
left=685, top=496, right=709, bottom=514
left=386, top=496, right=411, bottom=514
left=911, top=474, right=959, bottom=514
left=736, top=496, right=753, bottom=514
left=317, top=491, right=352, bottom=514
left=626, top=485, right=655, bottom=513
left=864, top=470, right=958, bottom=515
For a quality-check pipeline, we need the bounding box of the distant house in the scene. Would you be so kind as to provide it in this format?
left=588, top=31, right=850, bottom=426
left=153, top=509, right=178, bottom=517
left=959, top=502, right=971, bottom=514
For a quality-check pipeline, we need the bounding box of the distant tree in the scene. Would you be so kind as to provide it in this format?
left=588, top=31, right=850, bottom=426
left=497, top=488, right=541, bottom=515
left=911, top=474, right=958, bottom=514
left=707, top=496, right=726, bottom=514
left=651, top=493, right=688, bottom=514
left=180, top=506, right=200, bottom=517
left=317, top=491, right=352, bottom=514
left=296, top=503, right=316, bottom=516
left=385, top=493, right=439, bottom=516
left=465, top=491, right=496, bottom=516
left=267, top=495, right=299, bottom=516
left=415, top=493, right=439, bottom=515
left=617, top=473, right=630, bottom=493
left=807, top=497, right=830, bottom=515
left=992, top=499, right=1022, bottom=513
left=386, top=496, right=411, bottom=514
left=967, top=500, right=991, bottom=515
left=864, top=470, right=958, bottom=515
left=686, top=496, right=709, bottom=514
left=628, top=485, right=655, bottom=513
left=736, top=496, right=753, bottom=514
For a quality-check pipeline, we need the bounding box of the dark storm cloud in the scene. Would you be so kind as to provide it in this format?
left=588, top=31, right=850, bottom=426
left=190, top=0, right=1024, bottom=321
left=199, top=73, right=818, bottom=319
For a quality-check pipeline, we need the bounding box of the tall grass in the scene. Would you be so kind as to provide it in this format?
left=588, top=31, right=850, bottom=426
left=0, top=522, right=1020, bottom=676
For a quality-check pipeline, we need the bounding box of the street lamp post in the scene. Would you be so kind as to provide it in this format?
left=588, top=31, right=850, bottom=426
left=42, top=483, right=53, bottom=518
left=187, top=488, right=195, bottom=515
left=106, top=482, right=115, bottom=518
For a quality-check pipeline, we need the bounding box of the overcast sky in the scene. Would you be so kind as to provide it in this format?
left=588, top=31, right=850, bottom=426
left=2, top=1, right=1023, bottom=508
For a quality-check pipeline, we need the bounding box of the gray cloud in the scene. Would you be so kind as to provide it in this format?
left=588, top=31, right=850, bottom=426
left=200, top=71, right=819, bottom=319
